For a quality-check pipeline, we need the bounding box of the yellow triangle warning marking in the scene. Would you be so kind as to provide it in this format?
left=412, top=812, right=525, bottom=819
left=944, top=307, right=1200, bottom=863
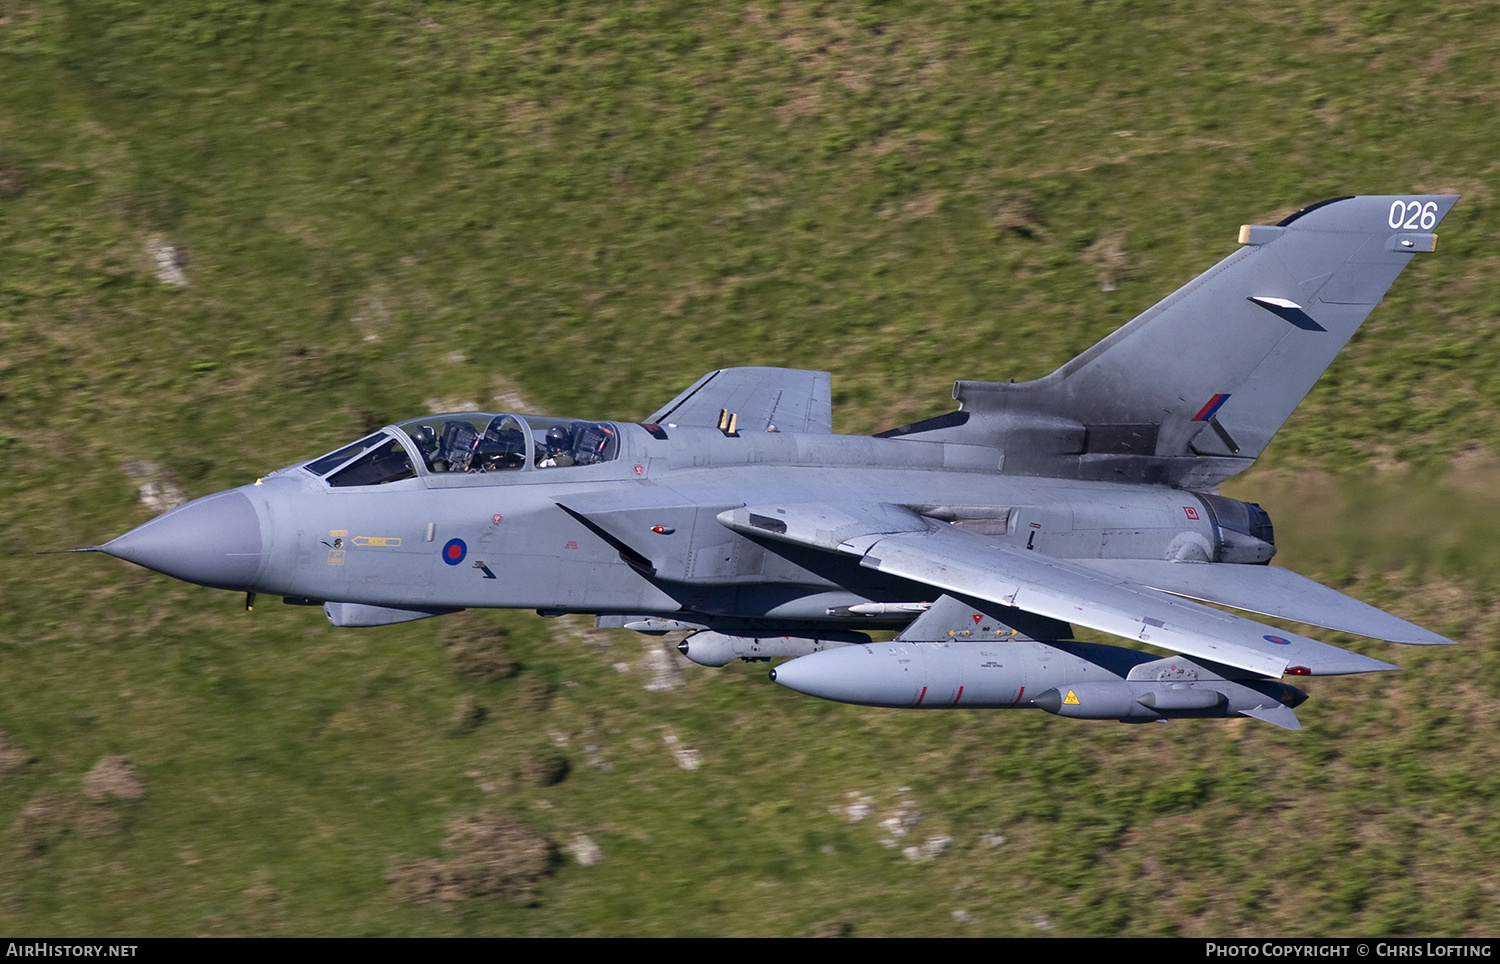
left=1063, top=689, right=1080, bottom=705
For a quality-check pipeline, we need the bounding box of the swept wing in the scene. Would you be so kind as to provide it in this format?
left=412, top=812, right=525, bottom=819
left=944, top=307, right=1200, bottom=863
left=1077, top=559, right=1452, bottom=646
left=719, top=503, right=1404, bottom=678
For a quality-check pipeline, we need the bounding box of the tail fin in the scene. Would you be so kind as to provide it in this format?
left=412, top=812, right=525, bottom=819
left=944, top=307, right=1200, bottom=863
left=892, top=195, right=1459, bottom=487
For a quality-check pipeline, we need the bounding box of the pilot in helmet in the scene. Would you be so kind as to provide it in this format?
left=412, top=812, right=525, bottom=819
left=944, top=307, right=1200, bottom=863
left=538, top=424, right=576, bottom=468
left=410, top=424, right=440, bottom=468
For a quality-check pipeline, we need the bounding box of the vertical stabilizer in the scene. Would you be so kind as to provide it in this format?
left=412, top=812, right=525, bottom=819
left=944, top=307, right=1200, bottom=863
left=902, top=195, right=1459, bottom=487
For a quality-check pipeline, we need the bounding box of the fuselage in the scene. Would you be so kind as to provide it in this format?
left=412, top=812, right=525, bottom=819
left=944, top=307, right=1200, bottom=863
left=105, top=416, right=1273, bottom=629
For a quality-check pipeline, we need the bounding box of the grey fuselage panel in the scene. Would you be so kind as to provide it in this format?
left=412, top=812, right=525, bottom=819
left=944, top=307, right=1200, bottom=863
left=243, top=423, right=1242, bottom=622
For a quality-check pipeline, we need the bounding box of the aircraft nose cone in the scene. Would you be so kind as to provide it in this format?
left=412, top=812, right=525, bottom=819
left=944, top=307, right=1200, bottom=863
left=101, top=489, right=264, bottom=590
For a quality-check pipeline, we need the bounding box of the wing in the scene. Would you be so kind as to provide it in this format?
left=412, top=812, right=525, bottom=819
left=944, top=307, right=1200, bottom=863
left=1077, top=559, right=1452, bottom=645
left=718, top=502, right=1402, bottom=678
left=648, top=367, right=833, bottom=434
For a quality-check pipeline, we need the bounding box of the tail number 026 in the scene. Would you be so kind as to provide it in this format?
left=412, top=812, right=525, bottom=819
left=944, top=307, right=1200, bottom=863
left=1389, top=199, right=1438, bottom=230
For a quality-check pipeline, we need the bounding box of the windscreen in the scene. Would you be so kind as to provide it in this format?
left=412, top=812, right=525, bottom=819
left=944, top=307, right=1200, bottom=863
left=326, top=436, right=416, bottom=487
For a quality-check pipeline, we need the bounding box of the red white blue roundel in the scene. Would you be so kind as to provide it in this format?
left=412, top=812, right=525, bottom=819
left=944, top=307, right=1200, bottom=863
left=442, top=538, right=467, bottom=566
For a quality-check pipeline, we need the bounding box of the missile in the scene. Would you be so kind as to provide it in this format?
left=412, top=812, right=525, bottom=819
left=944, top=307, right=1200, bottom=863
left=825, top=602, right=932, bottom=616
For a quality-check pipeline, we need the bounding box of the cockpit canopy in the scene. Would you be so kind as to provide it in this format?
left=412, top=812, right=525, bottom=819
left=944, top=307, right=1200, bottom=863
left=307, top=414, right=621, bottom=487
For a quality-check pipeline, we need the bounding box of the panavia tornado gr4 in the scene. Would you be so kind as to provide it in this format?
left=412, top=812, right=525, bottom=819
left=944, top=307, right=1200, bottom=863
left=92, top=195, right=1461, bottom=730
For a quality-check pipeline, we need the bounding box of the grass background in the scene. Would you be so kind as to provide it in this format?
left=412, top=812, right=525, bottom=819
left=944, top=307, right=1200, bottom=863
left=2, top=0, right=1498, bottom=936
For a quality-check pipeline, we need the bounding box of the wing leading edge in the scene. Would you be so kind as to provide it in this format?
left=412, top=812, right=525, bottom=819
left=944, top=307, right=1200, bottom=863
left=719, top=503, right=1402, bottom=678
left=1076, top=559, right=1453, bottom=646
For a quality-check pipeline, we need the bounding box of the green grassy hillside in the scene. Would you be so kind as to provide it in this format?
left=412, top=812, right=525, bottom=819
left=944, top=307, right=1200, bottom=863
left=2, top=0, right=1497, bottom=936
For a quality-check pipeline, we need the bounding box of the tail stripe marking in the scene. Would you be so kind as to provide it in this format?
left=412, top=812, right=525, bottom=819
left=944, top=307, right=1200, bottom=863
left=1192, top=394, right=1231, bottom=422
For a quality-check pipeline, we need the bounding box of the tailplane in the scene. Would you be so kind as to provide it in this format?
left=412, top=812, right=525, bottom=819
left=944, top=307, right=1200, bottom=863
left=882, top=195, right=1459, bottom=488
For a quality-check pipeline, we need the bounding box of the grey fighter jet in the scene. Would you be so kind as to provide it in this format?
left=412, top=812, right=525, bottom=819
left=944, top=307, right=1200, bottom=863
left=91, top=194, right=1461, bottom=730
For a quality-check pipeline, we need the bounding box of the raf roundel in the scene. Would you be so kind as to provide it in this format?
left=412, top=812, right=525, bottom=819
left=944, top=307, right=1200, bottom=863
left=441, top=538, right=467, bottom=566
